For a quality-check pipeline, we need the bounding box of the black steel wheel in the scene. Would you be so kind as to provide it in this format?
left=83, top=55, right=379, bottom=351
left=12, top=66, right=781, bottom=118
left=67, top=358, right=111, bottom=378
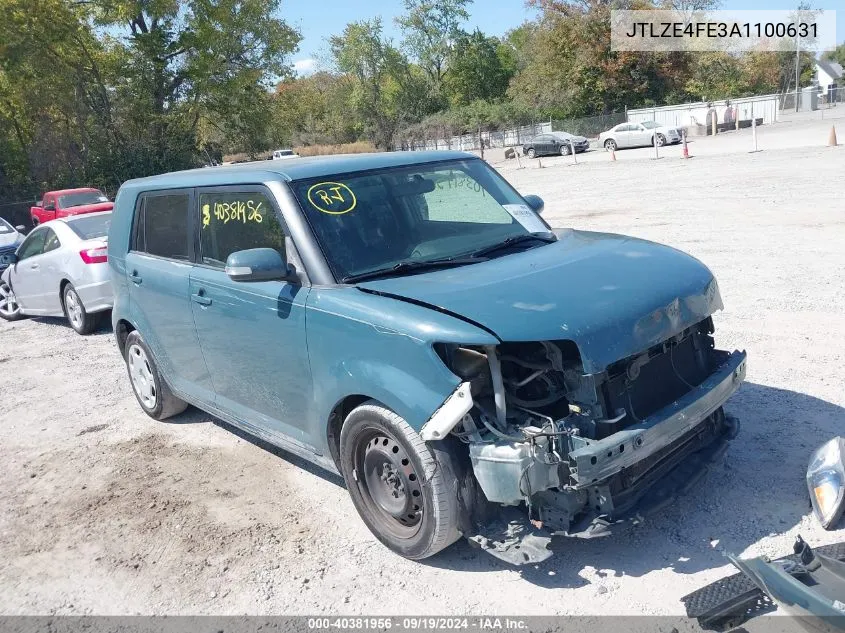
left=339, top=401, right=462, bottom=559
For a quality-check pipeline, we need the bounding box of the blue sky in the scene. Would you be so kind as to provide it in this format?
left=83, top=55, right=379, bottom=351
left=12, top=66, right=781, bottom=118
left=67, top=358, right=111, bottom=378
left=283, top=0, right=843, bottom=75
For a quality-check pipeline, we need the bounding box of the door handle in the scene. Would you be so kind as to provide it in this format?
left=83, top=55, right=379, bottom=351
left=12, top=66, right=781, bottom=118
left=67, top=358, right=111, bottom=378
left=191, top=292, right=212, bottom=306
left=129, top=271, right=142, bottom=284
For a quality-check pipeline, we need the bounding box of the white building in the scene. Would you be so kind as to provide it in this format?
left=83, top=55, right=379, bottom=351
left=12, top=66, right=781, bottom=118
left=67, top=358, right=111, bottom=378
left=815, top=59, right=843, bottom=101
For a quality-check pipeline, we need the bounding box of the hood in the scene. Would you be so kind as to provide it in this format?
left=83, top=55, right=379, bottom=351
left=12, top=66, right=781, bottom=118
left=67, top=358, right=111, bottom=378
left=61, top=202, right=114, bottom=215
left=358, top=229, right=722, bottom=373
left=0, top=230, right=22, bottom=249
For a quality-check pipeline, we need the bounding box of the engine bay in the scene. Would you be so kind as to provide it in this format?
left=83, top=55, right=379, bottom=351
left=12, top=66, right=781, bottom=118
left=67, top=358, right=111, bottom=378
left=435, top=318, right=742, bottom=532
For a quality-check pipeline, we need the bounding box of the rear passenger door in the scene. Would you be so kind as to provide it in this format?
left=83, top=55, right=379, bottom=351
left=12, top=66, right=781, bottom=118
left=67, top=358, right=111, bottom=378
left=124, top=190, right=215, bottom=403
left=188, top=186, right=315, bottom=450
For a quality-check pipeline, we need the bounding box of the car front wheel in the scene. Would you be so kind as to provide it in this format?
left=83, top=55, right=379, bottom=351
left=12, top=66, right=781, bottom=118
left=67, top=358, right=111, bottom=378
left=0, top=281, right=22, bottom=321
left=339, top=401, right=462, bottom=560
left=604, top=139, right=617, bottom=151
left=526, top=148, right=536, bottom=159
left=559, top=143, right=571, bottom=156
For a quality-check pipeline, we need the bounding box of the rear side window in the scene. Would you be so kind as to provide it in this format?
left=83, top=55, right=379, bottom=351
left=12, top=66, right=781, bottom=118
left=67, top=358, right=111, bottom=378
left=198, top=190, right=285, bottom=268
left=133, top=193, right=190, bottom=260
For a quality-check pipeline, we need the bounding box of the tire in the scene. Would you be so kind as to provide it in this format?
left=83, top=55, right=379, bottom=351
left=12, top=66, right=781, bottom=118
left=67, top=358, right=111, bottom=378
left=604, top=139, right=617, bottom=151
left=339, top=401, right=462, bottom=560
left=526, top=148, right=536, bottom=159
left=124, top=330, right=188, bottom=420
left=656, top=133, right=666, bottom=147
left=63, top=283, right=98, bottom=335
left=30, top=217, right=39, bottom=227
left=0, top=281, right=23, bottom=321
left=559, top=143, right=571, bottom=156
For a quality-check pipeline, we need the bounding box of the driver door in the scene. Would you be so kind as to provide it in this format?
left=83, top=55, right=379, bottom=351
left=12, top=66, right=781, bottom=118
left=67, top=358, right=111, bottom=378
left=188, top=185, right=316, bottom=451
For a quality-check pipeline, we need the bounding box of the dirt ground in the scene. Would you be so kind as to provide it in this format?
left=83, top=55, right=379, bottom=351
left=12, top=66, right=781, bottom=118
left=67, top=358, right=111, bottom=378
left=1, top=131, right=844, bottom=617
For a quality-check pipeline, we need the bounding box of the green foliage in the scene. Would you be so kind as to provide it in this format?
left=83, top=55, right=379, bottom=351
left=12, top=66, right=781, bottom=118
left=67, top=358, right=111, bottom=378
left=0, top=0, right=300, bottom=202
left=396, top=0, right=471, bottom=91
left=444, top=31, right=513, bottom=107
left=824, top=43, right=845, bottom=69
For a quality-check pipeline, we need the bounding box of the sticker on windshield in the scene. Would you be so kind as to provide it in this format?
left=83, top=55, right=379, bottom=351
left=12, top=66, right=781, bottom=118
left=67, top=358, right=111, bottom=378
left=307, top=182, right=357, bottom=215
left=503, top=203, right=547, bottom=233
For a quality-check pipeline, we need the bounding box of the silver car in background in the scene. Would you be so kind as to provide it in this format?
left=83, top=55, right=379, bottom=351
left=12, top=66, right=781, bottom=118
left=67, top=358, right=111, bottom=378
left=0, top=212, right=112, bottom=334
left=599, top=120, right=682, bottom=151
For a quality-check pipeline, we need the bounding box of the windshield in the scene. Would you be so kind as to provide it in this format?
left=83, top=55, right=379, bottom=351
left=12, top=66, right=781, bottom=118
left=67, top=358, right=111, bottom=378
left=640, top=121, right=660, bottom=129
left=66, top=213, right=111, bottom=240
left=277, top=150, right=294, bottom=156
left=58, top=191, right=109, bottom=208
left=0, top=218, right=13, bottom=234
left=291, top=159, right=551, bottom=282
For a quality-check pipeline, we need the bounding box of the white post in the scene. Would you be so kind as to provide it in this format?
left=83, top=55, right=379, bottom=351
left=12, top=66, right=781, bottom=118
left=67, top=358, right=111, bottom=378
left=570, top=139, right=577, bottom=164
left=653, top=128, right=659, bottom=159
left=752, top=115, right=758, bottom=152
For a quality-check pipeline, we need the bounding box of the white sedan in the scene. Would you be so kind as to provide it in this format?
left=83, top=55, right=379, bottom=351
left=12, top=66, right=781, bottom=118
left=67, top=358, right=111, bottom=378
left=599, top=120, right=682, bottom=151
left=0, top=212, right=113, bottom=334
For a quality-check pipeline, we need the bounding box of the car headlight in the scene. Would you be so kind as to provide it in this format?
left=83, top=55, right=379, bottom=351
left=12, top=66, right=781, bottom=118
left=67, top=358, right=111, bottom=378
left=806, top=436, right=845, bottom=529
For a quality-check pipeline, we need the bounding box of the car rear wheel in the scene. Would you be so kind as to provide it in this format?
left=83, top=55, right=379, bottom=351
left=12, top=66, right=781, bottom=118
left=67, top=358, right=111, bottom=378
left=339, top=401, right=462, bottom=560
left=124, top=330, right=188, bottom=420
left=63, top=283, right=98, bottom=335
left=0, top=281, right=22, bottom=321
left=604, top=139, right=617, bottom=151
left=526, top=148, right=536, bottom=159
left=656, top=133, right=666, bottom=147
left=559, top=143, right=571, bottom=156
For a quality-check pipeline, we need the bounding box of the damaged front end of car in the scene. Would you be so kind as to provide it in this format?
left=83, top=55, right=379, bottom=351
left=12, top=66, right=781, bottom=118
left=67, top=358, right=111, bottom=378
left=422, top=318, right=746, bottom=563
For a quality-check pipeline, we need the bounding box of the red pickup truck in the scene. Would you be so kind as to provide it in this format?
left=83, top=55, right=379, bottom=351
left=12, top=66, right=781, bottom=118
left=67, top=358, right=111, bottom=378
left=31, top=188, right=114, bottom=226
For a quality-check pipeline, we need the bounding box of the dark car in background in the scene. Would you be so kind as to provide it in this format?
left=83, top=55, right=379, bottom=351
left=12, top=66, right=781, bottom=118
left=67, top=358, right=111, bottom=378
left=0, top=217, right=27, bottom=272
left=523, top=131, right=590, bottom=158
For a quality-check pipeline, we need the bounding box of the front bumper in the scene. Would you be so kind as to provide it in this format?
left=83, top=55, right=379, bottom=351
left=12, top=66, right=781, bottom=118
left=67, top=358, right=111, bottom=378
left=568, top=350, right=746, bottom=486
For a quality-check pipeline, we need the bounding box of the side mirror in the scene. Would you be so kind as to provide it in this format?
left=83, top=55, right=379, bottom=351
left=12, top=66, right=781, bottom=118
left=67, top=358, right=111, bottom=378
left=0, top=253, right=18, bottom=267
left=225, top=248, right=297, bottom=283
left=523, top=194, right=545, bottom=215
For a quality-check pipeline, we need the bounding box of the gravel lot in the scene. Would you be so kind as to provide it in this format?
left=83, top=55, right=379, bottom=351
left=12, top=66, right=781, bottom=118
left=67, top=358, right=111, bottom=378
left=1, top=135, right=844, bottom=617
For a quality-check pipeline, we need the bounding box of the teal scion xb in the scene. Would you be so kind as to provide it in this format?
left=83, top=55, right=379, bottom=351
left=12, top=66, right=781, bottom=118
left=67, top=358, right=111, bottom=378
left=109, top=151, right=746, bottom=561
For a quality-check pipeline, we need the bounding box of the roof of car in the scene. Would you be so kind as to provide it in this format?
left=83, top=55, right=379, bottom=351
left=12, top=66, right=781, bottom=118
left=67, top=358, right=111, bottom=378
left=120, top=151, right=477, bottom=191
left=45, top=188, right=102, bottom=196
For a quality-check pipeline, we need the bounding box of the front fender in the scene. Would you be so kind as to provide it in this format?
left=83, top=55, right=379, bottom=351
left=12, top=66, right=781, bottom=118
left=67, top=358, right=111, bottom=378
left=305, top=286, right=497, bottom=447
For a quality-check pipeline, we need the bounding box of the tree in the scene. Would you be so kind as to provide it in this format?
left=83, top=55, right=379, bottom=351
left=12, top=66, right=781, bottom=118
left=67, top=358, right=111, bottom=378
left=445, top=31, right=513, bottom=106
left=508, top=0, right=691, bottom=117
left=824, top=43, right=845, bottom=68
left=91, top=0, right=300, bottom=162
left=396, top=0, right=471, bottom=95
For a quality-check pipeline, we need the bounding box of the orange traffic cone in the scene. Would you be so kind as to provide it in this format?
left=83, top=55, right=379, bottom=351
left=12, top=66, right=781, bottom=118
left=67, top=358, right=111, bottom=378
left=610, top=149, right=616, bottom=161
left=829, top=125, right=838, bottom=147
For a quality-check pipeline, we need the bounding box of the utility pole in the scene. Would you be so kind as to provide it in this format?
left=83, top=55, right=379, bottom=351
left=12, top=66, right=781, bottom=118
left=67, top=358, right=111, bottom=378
left=795, top=35, right=801, bottom=112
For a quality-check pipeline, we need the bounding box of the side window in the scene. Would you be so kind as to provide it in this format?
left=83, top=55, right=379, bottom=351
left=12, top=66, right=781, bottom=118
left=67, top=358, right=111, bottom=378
left=135, top=193, right=191, bottom=260
left=17, top=229, right=47, bottom=260
left=43, top=228, right=61, bottom=253
left=198, top=190, right=285, bottom=268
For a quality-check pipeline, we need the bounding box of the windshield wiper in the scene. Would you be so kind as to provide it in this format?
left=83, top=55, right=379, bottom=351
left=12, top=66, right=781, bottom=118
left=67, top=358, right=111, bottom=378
left=342, top=256, right=488, bottom=284
left=469, top=233, right=556, bottom=259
